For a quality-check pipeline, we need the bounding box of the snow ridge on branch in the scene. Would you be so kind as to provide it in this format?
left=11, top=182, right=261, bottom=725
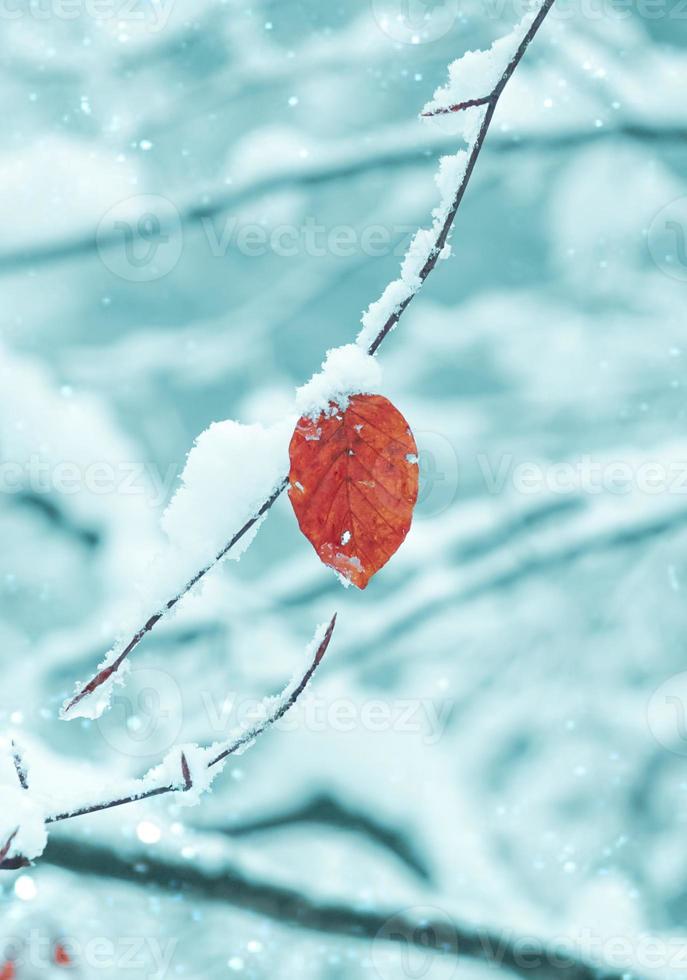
left=359, top=0, right=556, bottom=355
left=59, top=0, right=555, bottom=725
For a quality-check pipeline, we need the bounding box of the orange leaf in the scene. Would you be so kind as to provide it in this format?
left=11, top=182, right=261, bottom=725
left=288, top=394, right=418, bottom=589
left=54, top=943, right=71, bottom=967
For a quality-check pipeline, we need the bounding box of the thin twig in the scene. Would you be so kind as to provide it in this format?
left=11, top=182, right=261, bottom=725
left=11, top=740, right=29, bottom=790
left=63, top=477, right=288, bottom=714
left=422, top=95, right=491, bottom=116
left=367, top=0, right=556, bottom=356
left=0, top=830, right=19, bottom=864
left=48, top=615, right=335, bottom=826
left=61, top=3, right=554, bottom=720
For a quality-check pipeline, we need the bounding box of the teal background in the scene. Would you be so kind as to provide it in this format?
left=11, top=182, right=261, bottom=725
left=1, top=1, right=687, bottom=977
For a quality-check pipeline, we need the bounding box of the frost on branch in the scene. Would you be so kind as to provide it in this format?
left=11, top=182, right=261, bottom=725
left=146, top=744, right=220, bottom=807
left=295, top=343, right=382, bottom=419
left=357, top=2, right=547, bottom=353
left=60, top=0, right=552, bottom=724
left=356, top=139, right=473, bottom=351
left=203, top=616, right=335, bottom=762
left=422, top=5, right=540, bottom=115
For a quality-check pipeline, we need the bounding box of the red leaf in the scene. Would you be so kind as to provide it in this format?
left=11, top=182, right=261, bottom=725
left=0, top=962, right=15, bottom=980
left=288, top=394, right=418, bottom=589
left=54, top=944, right=71, bottom=967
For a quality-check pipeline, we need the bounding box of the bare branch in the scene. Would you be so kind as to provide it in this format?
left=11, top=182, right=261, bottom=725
left=0, top=856, right=30, bottom=870
left=422, top=95, right=491, bottom=116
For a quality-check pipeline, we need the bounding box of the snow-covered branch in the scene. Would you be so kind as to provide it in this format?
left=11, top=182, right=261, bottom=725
left=360, top=0, right=556, bottom=355
left=61, top=0, right=556, bottom=722
left=0, top=617, right=335, bottom=869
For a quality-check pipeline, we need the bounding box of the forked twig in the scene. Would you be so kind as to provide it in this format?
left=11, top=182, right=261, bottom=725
left=48, top=615, right=335, bottom=826
left=0, top=616, right=335, bottom=867
left=367, top=0, right=556, bottom=355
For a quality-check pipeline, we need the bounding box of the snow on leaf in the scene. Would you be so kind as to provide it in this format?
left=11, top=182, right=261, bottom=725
left=288, top=395, right=419, bottom=589
left=295, top=343, right=382, bottom=420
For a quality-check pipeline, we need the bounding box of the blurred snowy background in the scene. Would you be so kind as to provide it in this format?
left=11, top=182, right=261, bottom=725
left=1, top=0, right=687, bottom=977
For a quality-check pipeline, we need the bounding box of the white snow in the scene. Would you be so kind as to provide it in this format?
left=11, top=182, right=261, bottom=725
left=295, top=344, right=382, bottom=419
left=358, top=279, right=414, bottom=350
left=146, top=744, right=221, bottom=807
left=423, top=5, right=541, bottom=115
left=160, top=418, right=291, bottom=569
left=60, top=417, right=293, bottom=721
left=357, top=139, right=475, bottom=350
left=0, top=787, right=47, bottom=863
